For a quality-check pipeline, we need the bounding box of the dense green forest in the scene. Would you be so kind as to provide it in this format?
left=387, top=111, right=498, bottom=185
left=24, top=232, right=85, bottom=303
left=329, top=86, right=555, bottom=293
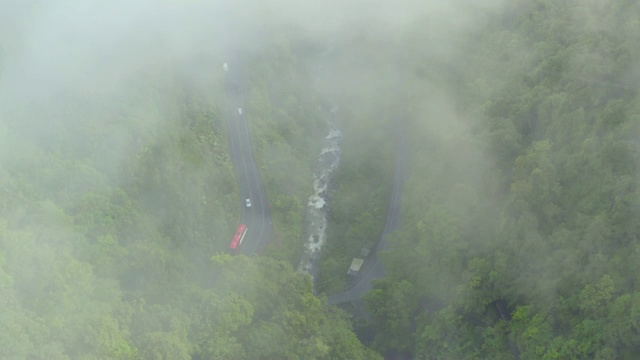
left=0, top=7, right=374, bottom=359
left=2, top=0, right=640, bottom=359
left=243, top=36, right=327, bottom=264
left=354, top=1, right=640, bottom=359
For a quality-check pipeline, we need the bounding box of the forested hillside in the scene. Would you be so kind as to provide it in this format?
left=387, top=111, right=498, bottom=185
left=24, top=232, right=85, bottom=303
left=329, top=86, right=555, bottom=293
left=362, top=1, right=640, bottom=358
left=314, top=30, right=399, bottom=293
left=3, top=0, right=640, bottom=359
left=242, top=33, right=327, bottom=264
left=0, top=3, right=375, bottom=359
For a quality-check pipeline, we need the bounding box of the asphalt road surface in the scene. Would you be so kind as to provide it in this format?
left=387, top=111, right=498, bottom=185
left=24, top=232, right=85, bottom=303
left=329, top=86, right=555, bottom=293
left=224, top=59, right=272, bottom=256
left=328, top=121, right=409, bottom=305
left=223, top=54, right=405, bottom=301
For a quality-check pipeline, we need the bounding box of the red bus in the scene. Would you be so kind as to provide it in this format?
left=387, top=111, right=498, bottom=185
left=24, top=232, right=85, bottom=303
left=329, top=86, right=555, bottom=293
left=230, top=224, right=248, bottom=250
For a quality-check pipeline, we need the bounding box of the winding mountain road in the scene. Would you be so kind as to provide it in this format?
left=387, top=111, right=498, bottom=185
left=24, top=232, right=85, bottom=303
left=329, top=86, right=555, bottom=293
left=328, top=121, right=409, bottom=306
left=223, top=55, right=409, bottom=306
left=224, top=59, right=272, bottom=256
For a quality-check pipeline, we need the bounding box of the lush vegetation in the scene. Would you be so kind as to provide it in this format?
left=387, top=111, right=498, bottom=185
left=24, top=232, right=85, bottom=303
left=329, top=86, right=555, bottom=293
left=3, top=0, right=640, bottom=359
left=359, top=1, right=640, bottom=359
left=314, top=32, right=398, bottom=294
left=0, top=26, right=374, bottom=360
left=244, top=34, right=327, bottom=264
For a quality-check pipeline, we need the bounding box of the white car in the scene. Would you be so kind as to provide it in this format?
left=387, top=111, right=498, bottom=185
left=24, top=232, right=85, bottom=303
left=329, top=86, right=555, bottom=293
left=223, top=62, right=228, bottom=71
left=245, top=198, right=252, bottom=208
left=238, top=107, right=243, bottom=115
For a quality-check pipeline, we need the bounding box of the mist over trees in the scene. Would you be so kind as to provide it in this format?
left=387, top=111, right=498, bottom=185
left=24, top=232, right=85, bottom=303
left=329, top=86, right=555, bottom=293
left=0, top=1, right=373, bottom=359
left=353, top=1, right=640, bottom=359
left=1, top=0, right=639, bottom=359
